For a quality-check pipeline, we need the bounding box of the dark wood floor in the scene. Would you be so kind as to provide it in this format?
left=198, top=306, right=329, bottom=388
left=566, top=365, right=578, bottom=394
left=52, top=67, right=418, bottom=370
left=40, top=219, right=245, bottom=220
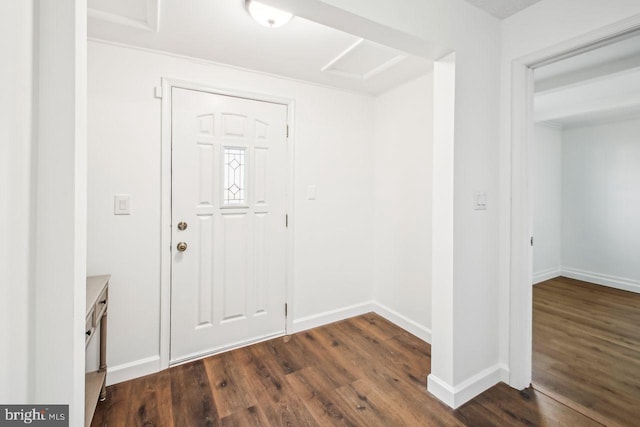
left=533, top=276, right=640, bottom=427
left=94, top=313, right=598, bottom=426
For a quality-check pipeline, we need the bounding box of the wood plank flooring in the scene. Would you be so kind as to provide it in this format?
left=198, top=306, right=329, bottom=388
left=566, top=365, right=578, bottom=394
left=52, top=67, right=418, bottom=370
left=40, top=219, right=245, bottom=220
left=533, top=276, right=640, bottom=427
left=93, top=313, right=598, bottom=426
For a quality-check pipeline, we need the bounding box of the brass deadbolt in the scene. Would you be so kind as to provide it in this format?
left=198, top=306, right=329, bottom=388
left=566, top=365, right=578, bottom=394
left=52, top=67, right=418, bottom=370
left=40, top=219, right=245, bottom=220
left=177, top=221, right=188, bottom=231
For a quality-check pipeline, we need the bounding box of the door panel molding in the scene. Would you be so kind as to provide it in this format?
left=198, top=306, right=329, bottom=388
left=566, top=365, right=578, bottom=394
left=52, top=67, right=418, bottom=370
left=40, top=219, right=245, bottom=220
left=160, top=78, right=295, bottom=370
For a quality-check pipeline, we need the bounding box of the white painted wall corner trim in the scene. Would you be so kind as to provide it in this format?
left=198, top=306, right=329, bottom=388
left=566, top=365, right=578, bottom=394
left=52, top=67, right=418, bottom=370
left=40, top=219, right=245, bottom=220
left=532, top=266, right=562, bottom=284
left=107, top=355, right=161, bottom=386
left=290, top=301, right=374, bottom=333
left=159, top=77, right=296, bottom=370
left=560, top=267, right=640, bottom=294
left=34, top=1, right=87, bottom=423
left=427, top=364, right=509, bottom=409
left=508, top=58, right=534, bottom=391
left=372, top=302, right=432, bottom=343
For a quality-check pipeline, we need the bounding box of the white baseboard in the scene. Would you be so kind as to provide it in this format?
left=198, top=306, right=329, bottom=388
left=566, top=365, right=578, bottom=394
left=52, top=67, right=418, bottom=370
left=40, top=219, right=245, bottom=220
left=427, top=363, right=509, bottom=409
left=532, top=266, right=562, bottom=284
left=107, top=300, right=434, bottom=385
left=290, top=301, right=374, bottom=334
left=427, top=374, right=456, bottom=408
left=561, top=266, right=640, bottom=294
left=500, top=364, right=511, bottom=384
left=107, top=355, right=160, bottom=386
left=372, top=302, right=431, bottom=343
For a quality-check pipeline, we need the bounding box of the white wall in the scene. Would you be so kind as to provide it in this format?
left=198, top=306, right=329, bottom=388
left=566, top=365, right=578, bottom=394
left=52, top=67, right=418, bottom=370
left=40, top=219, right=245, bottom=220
left=561, top=118, right=640, bottom=291
left=0, top=0, right=34, bottom=403
left=532, top=118, right=640, bottom=291
left=1, top=5, right=88, bottom=421
left=268, top=0, right=504, bottom=407
left=34, top=1, right=87, bottom=424
left=429, top=52, right=457, bottom=401
left=373, top=73, right=433, bottom=341
left=532, top=124, right=562, bottom=283
left=87, top=41, right=375, bottom=380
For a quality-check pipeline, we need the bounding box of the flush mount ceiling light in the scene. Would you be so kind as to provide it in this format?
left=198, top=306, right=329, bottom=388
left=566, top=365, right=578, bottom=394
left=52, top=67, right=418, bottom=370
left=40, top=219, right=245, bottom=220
left=245, top=0, right=293, bottom=28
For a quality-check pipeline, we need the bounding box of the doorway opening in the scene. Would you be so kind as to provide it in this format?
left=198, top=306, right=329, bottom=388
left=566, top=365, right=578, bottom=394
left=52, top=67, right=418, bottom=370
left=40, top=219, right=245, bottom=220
left=529, top=30, right=640, bottom=424
left=510, top=15, right=640, bottom=424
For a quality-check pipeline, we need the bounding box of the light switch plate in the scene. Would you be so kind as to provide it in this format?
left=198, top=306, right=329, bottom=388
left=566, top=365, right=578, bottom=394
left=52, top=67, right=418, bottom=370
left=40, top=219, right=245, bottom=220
left=114, top=195, right=131, bottom=215
left=307, top=185, right=317, bottom=200
left=474, top=191, right=487, bottom=210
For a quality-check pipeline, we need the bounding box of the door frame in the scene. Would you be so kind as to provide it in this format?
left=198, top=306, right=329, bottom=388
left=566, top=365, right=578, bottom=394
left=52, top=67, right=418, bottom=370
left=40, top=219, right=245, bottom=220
left=159, top=78, right=296, bottom=369
left=508, top=14, right=640, bottom=389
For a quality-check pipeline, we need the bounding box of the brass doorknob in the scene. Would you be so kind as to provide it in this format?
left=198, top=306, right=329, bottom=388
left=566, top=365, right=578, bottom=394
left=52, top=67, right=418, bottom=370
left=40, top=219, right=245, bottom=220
left=177, top=242, right=188, bottom=252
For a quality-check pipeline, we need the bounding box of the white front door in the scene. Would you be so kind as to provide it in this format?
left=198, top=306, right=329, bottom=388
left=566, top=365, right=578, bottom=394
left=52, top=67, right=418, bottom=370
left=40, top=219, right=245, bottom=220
left=170, top=87, right=288, bottom=363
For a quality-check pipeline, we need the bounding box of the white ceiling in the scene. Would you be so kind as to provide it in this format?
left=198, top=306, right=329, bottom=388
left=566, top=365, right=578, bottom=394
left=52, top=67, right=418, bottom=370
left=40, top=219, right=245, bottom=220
left=87, top=0, right=433, bottom=95
left=533, top=32, right=640, bottom=127
left=463, top=0, right=543, bottom=19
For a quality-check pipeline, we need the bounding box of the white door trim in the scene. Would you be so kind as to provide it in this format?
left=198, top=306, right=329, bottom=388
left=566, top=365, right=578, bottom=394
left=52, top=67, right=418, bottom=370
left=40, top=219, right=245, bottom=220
left=159, top=78, right=295, bottom=370
left=508, top=14, right=640, bottom=389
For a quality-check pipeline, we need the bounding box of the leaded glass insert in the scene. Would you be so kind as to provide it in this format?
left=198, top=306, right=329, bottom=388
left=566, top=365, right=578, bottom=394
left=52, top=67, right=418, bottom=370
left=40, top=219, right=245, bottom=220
left=223, top=147, right=246, bottom=205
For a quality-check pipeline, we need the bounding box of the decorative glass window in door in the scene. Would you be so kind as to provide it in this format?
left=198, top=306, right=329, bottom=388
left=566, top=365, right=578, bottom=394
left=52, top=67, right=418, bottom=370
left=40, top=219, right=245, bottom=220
left=223, top=147, right=246, bottom=205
